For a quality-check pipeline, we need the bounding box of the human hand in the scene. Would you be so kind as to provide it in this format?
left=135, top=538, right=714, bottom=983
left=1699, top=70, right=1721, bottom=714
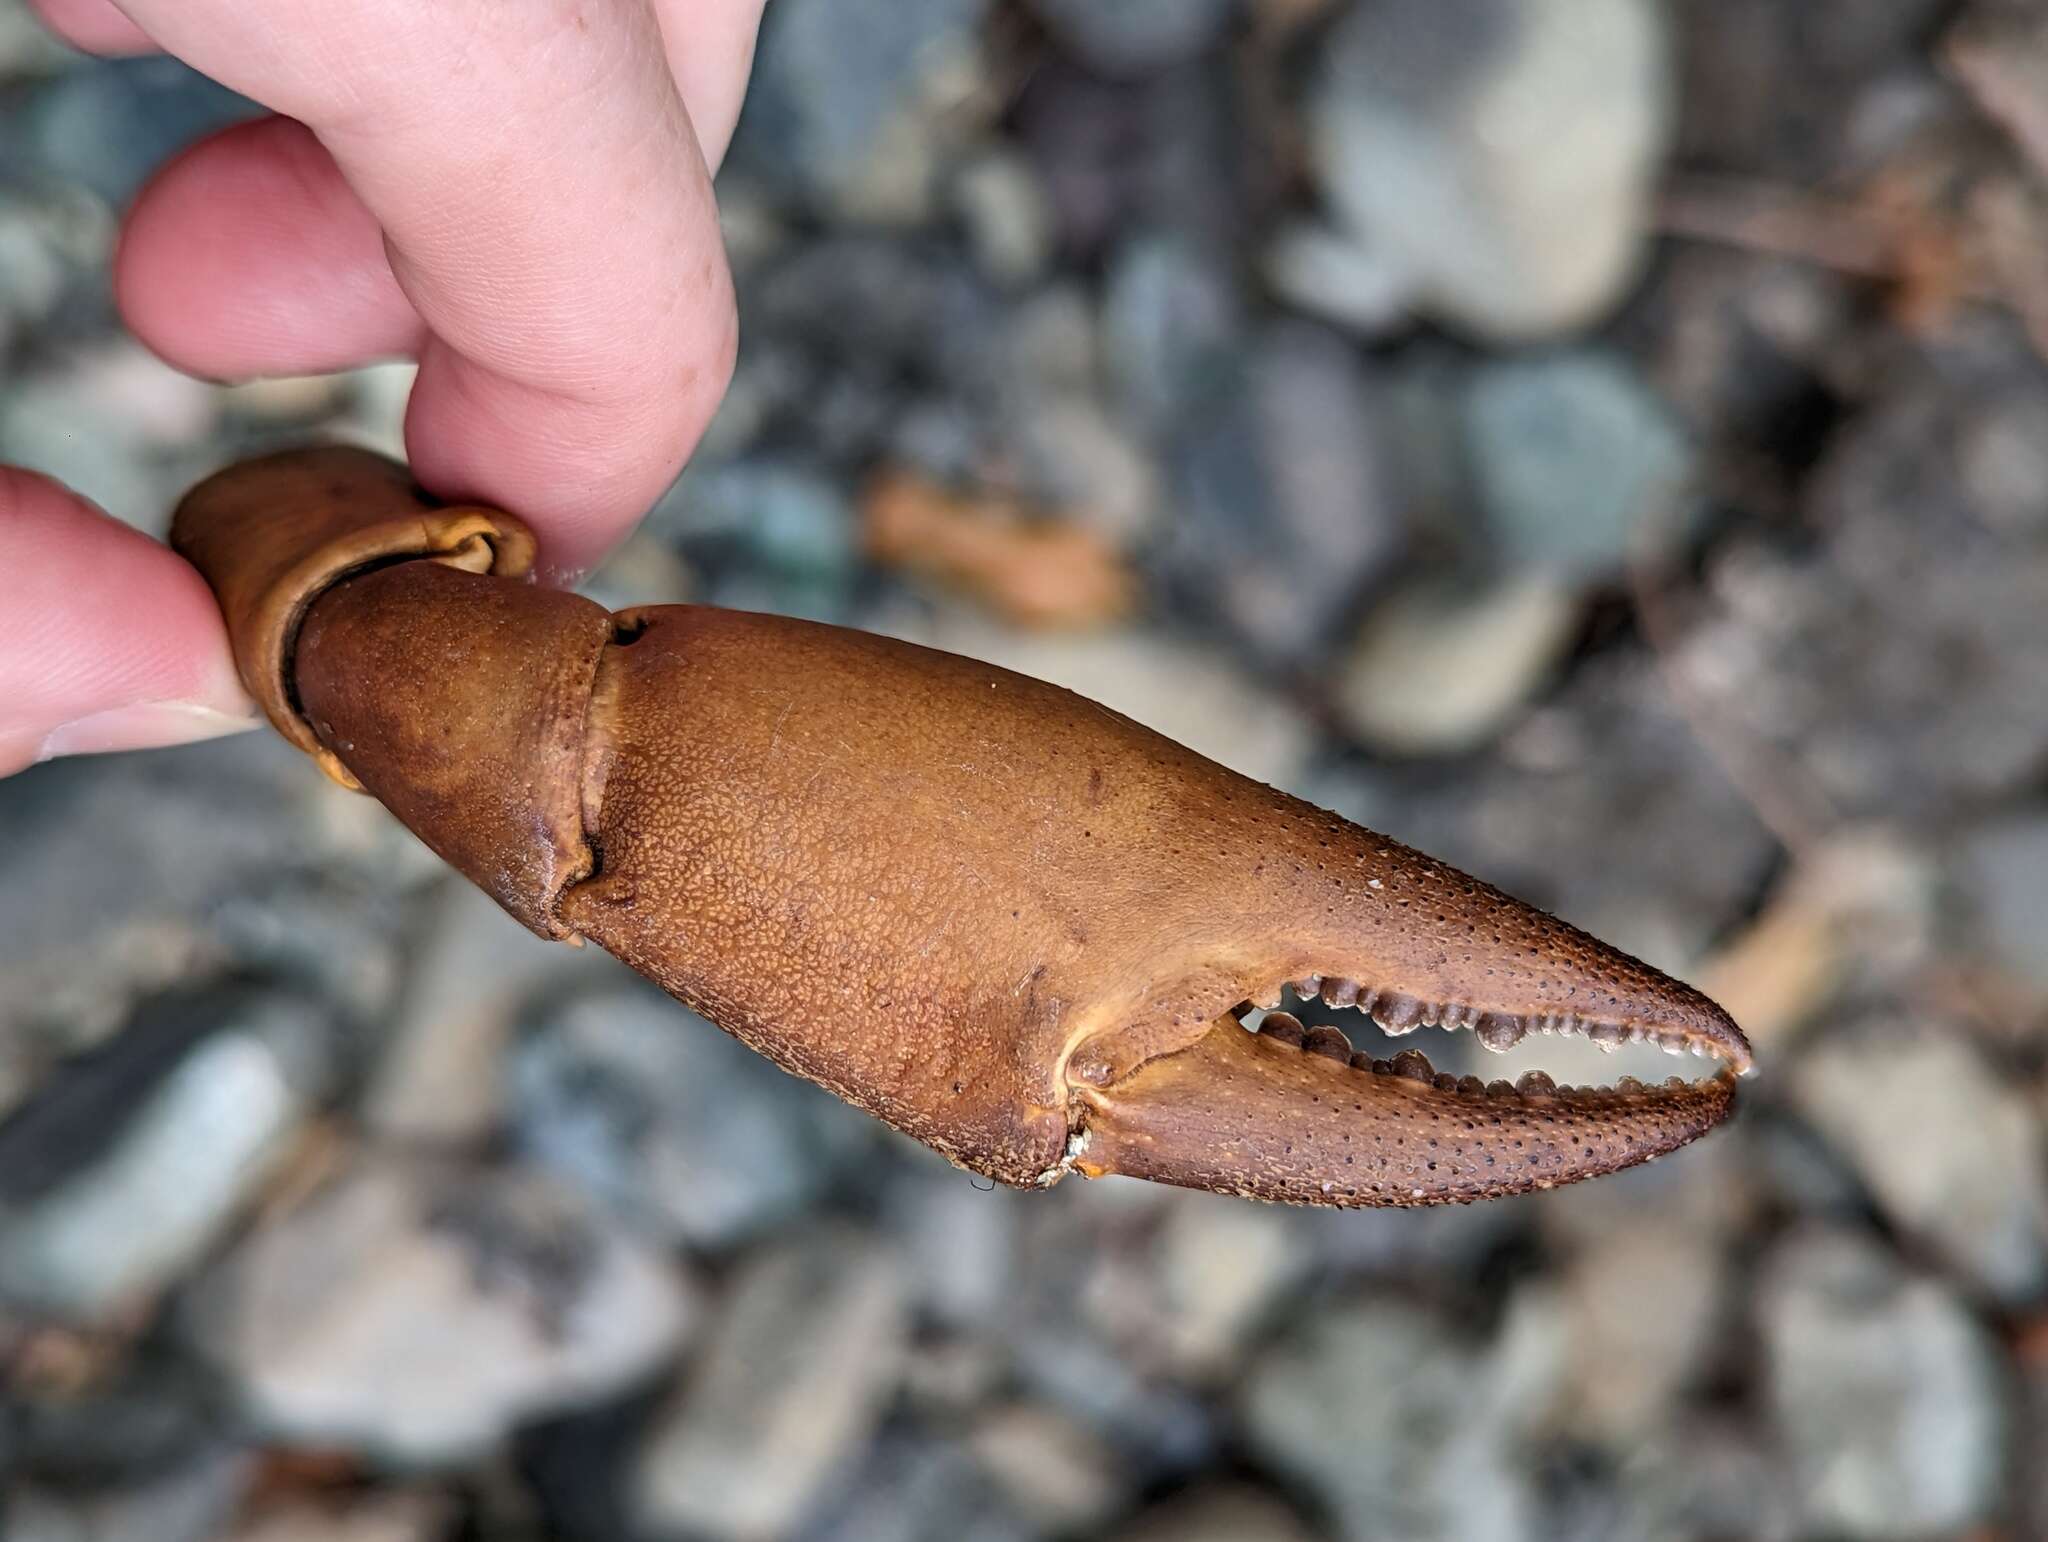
left=1, top=0, right=762, bottom=776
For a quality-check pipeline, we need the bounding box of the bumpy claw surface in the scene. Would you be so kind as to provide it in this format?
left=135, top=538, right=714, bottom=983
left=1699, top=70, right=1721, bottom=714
left=171, top=448, right=1752, bottom=1206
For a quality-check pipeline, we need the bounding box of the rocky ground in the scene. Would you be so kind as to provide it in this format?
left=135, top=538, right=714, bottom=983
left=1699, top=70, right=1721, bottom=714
left=2, top=2, right=2046, bottom=1539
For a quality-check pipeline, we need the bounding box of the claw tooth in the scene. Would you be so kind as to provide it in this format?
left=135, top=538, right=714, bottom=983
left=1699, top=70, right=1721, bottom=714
left=1258, top=1011, right=1306, bottom=1048
left=1348, top=1051, right=1375, bottom=1071
left=1587, top=1020, right=1625, bottom=1051
left=1320, top=976, right=1361, bottom=1007
left=1370, top=1058, right=1395, bottom=1075
left=1303, top=1025, right=1353, bottom=1062
left=1457, top=1074, right=1486, bottom=1096
left=1252, top=984, right=1283, bottom=1010
left=1432, top=1072, right=1460, bottom=1092
left=1390, top=1048, right=1435, bottom=1082
left=1515, top=1069, right=1558, bottom=1098
left=1659, top=1035, right=1688, bottom=1057
left=1486, top=1079, right=1517, bottom=1098
left=1476, top=1012, right=1525, bottom=1053
left=1617, top=1075, right=1647, bottom=1094
left=1291, top=975, right=1323, bottom=1000
left=1665, top=1076, right=1689, bottom=1091
left=1374, top=993, right=1425, bottom=1034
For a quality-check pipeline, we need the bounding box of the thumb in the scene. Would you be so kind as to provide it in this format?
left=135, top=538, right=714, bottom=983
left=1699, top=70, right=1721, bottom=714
left=0, top=467, right=256, bottom=777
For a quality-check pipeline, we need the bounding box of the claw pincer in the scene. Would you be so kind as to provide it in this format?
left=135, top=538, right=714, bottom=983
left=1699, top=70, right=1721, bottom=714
left=170, top=449, right=1751, bottom=1207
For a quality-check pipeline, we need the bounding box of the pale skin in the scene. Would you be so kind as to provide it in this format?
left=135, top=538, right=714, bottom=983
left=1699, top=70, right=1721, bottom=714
left=0, top=0, right=765, bottom=775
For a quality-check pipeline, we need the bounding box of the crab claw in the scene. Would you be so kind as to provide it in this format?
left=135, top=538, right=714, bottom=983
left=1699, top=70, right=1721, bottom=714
left=171, top=448, right=1751, bottom=1207
left=1073, top=1016, right=1735, bottom=1205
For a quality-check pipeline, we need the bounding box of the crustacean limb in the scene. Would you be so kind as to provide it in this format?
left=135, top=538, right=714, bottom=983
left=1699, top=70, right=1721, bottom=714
left=169, top=447, right=1752, bottom=1206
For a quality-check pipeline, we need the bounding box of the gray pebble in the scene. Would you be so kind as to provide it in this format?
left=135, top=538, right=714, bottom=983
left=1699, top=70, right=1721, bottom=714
left=1792, top=1017, right=2048, bottom=1304
left=1760, top=1227, right=2006, bottom=1538
left=1304, top=0, right=1671, bottom=340
left=186, top=1156, right=694, bottom=1464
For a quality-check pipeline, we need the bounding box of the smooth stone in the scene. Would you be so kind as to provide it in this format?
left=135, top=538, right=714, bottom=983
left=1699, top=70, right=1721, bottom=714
left=1102, top=231, right=1243, bottom=436
left=1760, top=1228, right=2006, bottom=1539
left=1013, top=1327, right=1220, bottom=1474
left=951, top=149, right=1054, bottom=288
left=887, top=395, right=987, bottom=487
left=1169, top=321, right=1406, bottom=665
left=0, top=5, right=77, bottom=75
left=1791, top=1019, right=2048, bottom=1303
left=799, top=1430, right=1036, bottom=1542
left=0, top=988, right=335, bottom=1322
left=1083, top=1192, right=1310, bottom=1376
left=1242, top=1287, right=1564, bottom=1542
left=0, top=341, right=222, bottom=527
left=0, top=733, right=378, bottom=1086
left=659, top=456, right=859, bottom=621
left=1334, top=571, right=1581, bottom=755
left=1553, top=1224, right=1728, bottom=1444
left=186, top=1156, right=693, bottom=1464
left=1006, top=390, right=1162, bottom=549
left=1958, top=387, right=2048, bottom=537
left=509, top=983, right=872, bottom=1251
left=0, top=185, right=112, bottom=353
left=632, top=1229, right=907, bottom=1540
left=1952, top=811, right=2048, bottom=995
left=1306, top=0, right=1671, bottom=339
left=1463, top=349, right=1695, bottom=578
left=1001, top=283, right=1100, bottom=395
left=968, top=1402, right=1127, bottom=1531
left=1264, top=219, right=1414, bottom=336
left=208, top=875, right=405, bottom=1026
left=365, top=880, right=614, bottom=1145
left=1577, top=1417, right=1797, bottom=1542
left=731, top=0, right=991, bottom=222
left=1669, top=339, right=2048, bottom=823
left=884, top=1170, right=1020, bottom=1329
left=746, top=235, right=1004, bottom=401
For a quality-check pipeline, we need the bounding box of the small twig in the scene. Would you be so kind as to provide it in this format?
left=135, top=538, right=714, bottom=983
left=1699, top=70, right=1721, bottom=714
left=1656, top=175, right=1902, bottom=281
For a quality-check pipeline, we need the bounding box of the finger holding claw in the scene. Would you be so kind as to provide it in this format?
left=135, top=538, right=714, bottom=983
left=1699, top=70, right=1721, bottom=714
left=171, top=447, right=1753, bottom=1209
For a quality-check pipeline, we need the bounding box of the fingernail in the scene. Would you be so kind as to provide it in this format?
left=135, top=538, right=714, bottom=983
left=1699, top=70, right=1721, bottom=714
left=38, top=701, right=260, bottom=762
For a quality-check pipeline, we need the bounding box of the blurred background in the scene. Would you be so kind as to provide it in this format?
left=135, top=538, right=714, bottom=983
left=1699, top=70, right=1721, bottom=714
left=3, top=1, right=2047, bottom=1538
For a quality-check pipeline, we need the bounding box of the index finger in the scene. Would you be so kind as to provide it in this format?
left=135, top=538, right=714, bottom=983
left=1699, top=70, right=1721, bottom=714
left=112, top=0, right=738, bottom=579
